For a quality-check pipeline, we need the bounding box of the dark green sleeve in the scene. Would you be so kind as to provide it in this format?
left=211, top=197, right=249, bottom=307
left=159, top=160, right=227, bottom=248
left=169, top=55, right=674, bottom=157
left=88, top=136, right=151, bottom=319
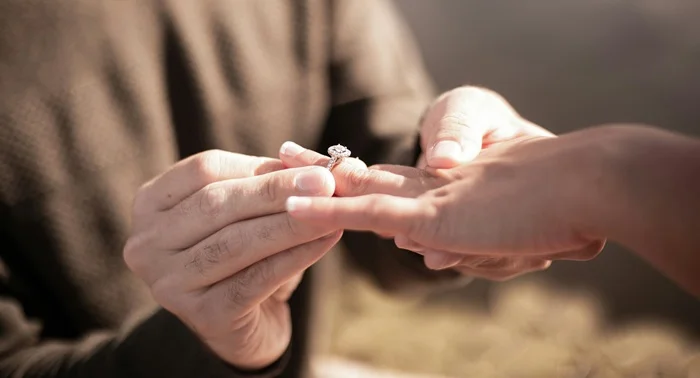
left=319, top=0, right=473, bottom=296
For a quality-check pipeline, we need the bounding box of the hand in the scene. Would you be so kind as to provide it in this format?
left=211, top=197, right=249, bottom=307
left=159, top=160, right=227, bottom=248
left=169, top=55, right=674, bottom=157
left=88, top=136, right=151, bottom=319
left=418, top=86, right=562, bottom=279
left=123, top=150, right=342, bottom=370
left=419, top=86, right=553, bottom=169
left=283, top=135, right=606, bottom=281
left=278, top=86, right=563, bottom=281
left=278, top=139, right=590, bottom=281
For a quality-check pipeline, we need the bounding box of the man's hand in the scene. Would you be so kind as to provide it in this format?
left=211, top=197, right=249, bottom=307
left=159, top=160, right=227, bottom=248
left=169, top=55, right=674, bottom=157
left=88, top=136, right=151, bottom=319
left=420, top=86, right=553, bottom=169
left=123, top=150, right=342, bottom=370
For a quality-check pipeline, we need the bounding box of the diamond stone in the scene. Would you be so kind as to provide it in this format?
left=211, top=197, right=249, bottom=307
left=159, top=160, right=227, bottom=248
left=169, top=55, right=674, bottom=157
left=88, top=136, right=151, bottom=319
left=327, top=144, right=351, bottom=158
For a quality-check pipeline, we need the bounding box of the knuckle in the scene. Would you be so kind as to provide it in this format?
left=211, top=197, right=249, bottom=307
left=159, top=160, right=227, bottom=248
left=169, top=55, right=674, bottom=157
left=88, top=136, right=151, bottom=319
left=344, top=169, right=372, bottom=195
left=439, top=112, right=472, bottom=130
left=253, top=222, right=276, bottom=241
left=257, top=174, right=281, bottom=203
left=150, top=276, right=179, bottom=311
left=225, top=267, right=258, bottom=308
left=131, top=182, right=155, bottom=217
left=197, top=183, right=227, bottom=217
left=122, top=233, right=150, bottom=274
left=252, top=157, right=285, bottom=176
left=191, top=150, right=225, bottom=184
left=254, top=258, right=275, bottom=286
left=186, top=230, right=244, bottom=275
left=282, top=213, right=302, bottom=238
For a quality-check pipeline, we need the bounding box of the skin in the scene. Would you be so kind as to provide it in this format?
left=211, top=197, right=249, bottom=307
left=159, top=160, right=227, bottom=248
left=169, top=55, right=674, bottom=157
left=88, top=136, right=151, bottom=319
left=281, top=86, right=585, bottom=280
left=123, top=151, right=343, bottom=370
left=122, top=86, right=560, bottom=370
left=285, top=88, right=700, bottom=297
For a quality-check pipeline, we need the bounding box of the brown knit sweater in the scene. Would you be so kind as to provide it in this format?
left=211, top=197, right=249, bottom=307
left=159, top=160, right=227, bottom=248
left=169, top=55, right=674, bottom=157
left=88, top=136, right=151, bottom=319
left=0, top=0, right=465, bottom=377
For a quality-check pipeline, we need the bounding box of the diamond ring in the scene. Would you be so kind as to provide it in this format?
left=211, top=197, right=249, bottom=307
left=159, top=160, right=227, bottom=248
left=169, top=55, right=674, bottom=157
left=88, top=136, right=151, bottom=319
left=326, top=144, right=351, bottom=170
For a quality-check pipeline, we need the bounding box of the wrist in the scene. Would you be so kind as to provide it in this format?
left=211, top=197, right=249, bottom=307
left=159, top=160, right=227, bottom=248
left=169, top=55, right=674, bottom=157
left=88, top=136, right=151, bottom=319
left=566, top=125, right=644, bottom=241
left=569, top=124, right=690, bottom=250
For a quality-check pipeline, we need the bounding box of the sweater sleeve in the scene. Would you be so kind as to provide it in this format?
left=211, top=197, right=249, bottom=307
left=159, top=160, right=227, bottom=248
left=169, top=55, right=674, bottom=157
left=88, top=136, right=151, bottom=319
left=0, top=258, right=289, bottom=378
left=320, top=0, right=473, bottom=296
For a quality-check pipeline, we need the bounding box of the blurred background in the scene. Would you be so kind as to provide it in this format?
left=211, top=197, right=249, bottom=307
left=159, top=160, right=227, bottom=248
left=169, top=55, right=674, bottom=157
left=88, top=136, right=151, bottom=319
left=323, top=1, right=700, bottom=377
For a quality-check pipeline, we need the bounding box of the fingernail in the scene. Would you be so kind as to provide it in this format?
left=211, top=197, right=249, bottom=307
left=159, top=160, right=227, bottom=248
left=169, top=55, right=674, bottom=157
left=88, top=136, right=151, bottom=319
left=430, top=140, right=462, bottom=162
left=286, top=196, right=312, bottom=212
left=281, top=141, right=305, bottom=157
left=424, top=252, right=462, bottom=270
left=294, top=168, right=331, bottom=194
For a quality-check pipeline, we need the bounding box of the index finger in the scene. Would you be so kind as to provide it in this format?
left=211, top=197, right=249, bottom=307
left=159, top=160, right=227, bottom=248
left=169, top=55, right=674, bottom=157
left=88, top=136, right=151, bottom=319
left=135, top=150, right=284, bottom=213
left=285, top=194, right=433, bottom=236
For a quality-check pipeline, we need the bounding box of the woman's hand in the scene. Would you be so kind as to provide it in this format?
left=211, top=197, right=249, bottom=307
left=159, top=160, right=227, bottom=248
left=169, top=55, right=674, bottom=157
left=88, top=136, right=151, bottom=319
left=282, top=134, right=607, bottom=280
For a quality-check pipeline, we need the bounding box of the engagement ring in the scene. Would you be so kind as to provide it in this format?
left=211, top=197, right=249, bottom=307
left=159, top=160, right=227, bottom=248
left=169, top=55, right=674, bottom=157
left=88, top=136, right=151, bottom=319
left=326, top=144, right=351, bottom=170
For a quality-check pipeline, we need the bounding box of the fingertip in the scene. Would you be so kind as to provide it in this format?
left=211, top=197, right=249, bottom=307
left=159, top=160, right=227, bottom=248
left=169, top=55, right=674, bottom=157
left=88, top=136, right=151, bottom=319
left=427, top=140, right=480, bottom=168
left=293, top=166, right=336, bottom=197
left=423, top=251, right=462, bottom=270
left=426, top=154, right=461, bottom=169
left=429, top=140, right=461, bottom=161
left=280, top=141, right=305, bottom=158
left=394, top=234, right=424, bottom=252
left=323, top=229, right=344, bottom=243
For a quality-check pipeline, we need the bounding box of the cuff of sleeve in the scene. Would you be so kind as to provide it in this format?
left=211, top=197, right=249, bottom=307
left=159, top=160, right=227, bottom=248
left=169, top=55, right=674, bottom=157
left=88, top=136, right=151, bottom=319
left=116, top=309, right=290, bottom=378
left=224, top=343, right=292, bottom=377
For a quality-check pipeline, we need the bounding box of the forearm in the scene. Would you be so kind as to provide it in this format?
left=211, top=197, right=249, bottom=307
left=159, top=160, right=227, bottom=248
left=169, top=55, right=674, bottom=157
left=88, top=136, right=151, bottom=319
left=580, top=125, right=700, bottom=296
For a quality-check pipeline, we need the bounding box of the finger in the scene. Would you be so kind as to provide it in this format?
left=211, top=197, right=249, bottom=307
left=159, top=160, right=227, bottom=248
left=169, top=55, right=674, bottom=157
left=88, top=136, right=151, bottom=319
left=279, top=141, right=429, bottom=198
left=416, top=153, right=428, bottom=169
left=158, top=212, right=338, bottom=289
left=422, top=251, right=463, bottom=270
left=286, top=195, right=432, bottom=236
left=394, top=234, right=425, bottom=252
left=135, top=150, right=284, bottom=213
left=201, top=230, right=343, bottom=318
left=153, top=166, right=335, bottom=249
left=451, top=260, right=552, bottom=282
left=458, top=256, right=551, bottom=271
left=422, top=87, right=517, bottom=168
left=545, top=239, right=606, bottom=261
left=420, top=248, right=553, bottom=274
left=279, top=141, right=334, bottom=168
left=330, top=161, right=429, bottom=198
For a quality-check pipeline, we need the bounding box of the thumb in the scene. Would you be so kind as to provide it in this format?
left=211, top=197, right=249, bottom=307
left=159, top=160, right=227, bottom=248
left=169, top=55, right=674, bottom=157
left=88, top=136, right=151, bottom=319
left=422, top=87, right=514, bottom=169
left=426, top=114, right=484, bottom=169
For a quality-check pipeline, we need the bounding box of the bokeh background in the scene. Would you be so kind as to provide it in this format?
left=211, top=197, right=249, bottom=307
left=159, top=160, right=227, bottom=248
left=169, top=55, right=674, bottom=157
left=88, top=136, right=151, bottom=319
left=324, top=1, right=700, bottom=377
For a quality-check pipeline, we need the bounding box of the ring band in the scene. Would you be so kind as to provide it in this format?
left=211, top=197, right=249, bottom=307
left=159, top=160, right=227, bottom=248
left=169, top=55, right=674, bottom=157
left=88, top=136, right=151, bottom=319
left=326, top=157, right=339, bottom=170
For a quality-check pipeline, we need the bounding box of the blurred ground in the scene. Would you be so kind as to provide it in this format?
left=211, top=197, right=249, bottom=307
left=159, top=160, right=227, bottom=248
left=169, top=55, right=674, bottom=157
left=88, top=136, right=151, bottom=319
left=326, top=273, right=699, bottom=378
